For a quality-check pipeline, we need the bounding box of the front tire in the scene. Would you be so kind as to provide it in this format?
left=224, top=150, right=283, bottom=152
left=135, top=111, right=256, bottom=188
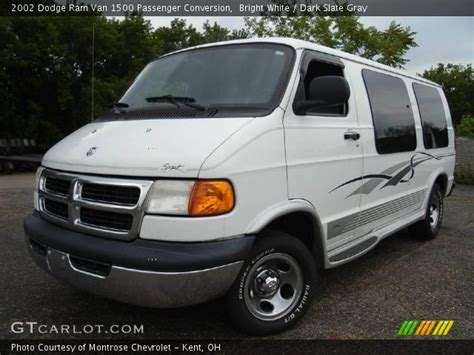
left=226, top=231, right=317, bottom=335
left=410, top=183, right=444, bottom=240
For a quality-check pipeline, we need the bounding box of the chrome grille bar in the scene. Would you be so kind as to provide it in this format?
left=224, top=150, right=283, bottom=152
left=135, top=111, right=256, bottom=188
left=38, top=169, right=153, bottom=240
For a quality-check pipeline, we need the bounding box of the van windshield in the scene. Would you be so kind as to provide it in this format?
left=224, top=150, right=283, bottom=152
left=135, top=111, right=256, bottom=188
left=118, top=43, right=295, bottom=114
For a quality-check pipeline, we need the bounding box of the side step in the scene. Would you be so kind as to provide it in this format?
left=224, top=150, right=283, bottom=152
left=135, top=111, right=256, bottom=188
left=329, top=236, right=378, bottom=262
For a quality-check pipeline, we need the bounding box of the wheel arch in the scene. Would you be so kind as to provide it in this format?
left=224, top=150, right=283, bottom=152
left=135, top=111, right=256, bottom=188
left=434, top=173, right=448, bottom=197
left=420, top=169, right=450, bottom=213
left=245, top=200, right=326, bottom=269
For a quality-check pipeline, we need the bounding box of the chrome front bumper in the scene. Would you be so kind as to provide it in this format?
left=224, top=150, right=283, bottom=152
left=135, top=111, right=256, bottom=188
left=27, top=243, right=243, bottom=308
left=24, top=211, right=253, bottom=308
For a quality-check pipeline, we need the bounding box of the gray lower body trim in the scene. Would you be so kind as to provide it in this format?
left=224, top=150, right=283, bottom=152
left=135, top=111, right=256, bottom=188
left=327, top=189, right=426, bottom=239
left=329, top=237, right=378, bottom=262
left=26, top=239, right=243, bottom=308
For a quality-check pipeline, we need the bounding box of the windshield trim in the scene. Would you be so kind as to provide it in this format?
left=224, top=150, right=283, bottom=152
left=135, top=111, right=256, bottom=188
left=118, top=43, right=296, bottom=115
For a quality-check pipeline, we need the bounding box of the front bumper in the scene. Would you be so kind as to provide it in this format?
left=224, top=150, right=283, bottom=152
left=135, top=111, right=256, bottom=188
left=24, top=212, right=253, bottom=308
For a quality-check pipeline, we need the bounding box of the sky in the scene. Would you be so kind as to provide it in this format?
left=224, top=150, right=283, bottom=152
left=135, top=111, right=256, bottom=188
left=146, top=16, right=474, bottom=75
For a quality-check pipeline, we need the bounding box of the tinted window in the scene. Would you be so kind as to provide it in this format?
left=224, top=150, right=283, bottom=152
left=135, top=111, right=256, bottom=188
left=296, top=60, right=347, bottom=116
left=413, top=83, right=449, bottom=149
left=362, top=69, right=417, bottom=154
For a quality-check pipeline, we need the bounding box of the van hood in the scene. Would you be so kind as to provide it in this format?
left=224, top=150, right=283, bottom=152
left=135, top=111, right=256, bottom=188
left=42, top=118, right=251, bottom=177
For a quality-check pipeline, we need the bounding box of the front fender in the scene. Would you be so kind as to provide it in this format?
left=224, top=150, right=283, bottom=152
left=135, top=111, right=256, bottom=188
left=245, top=199, right=328, bottom=268
left=245, top=199, right=318, bottom=234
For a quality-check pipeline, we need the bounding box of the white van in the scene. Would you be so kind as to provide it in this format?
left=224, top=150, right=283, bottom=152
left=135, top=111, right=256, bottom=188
left=24, top=38, right=455, bottom=335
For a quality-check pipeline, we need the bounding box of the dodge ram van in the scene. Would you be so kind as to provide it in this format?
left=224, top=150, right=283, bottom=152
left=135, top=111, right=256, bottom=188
left=24, top=38, right=455, bottom=335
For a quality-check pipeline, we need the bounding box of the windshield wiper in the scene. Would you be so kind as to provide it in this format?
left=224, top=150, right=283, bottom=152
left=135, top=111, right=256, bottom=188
left=145, top=95, right=206, bottom=111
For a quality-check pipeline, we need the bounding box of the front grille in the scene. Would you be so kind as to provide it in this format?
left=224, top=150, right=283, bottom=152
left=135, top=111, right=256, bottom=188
left=44, top=198, right=69, bottom=219
left=80, top=207, right=133, bottom=231
left=38, top=169, right=153, bottom=240
left=81, top=183, right=140, bottom=206
left=45, top=176, right=71, bottom=196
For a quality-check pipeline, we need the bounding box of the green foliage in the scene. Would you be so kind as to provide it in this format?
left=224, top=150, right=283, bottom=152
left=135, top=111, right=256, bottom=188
left=421, top=64, right=474, bottom=127
left=0, top=16, right=156, bottom=150
left=455, top=164, right=474, bottom=185
left=244, top=16, right=417, bottom=68
left=0, top=16, right=243, bottom=151
left=153, top=19, right=248, bottom=55
left=455, top=116, right=474, bottom=138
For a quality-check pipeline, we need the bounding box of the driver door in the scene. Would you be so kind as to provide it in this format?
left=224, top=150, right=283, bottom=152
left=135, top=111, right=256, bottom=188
left=284, top=51, right=365, bottom=257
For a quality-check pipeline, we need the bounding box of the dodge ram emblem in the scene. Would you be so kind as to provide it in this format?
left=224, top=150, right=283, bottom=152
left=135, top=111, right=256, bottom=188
left=86, top=147, right=97, bottom=157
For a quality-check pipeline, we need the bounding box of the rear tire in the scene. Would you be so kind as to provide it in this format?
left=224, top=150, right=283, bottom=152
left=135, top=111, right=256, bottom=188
left=226, top=231, right=317, bottom=335
left=409, top=184, right=444, bottom=240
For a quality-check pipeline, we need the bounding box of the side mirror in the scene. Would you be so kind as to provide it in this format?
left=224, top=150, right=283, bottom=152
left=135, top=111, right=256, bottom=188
left=294, top=76, right=350, bottom=114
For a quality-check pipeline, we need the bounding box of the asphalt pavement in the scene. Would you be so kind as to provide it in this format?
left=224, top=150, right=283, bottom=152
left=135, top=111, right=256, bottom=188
left=0, top=173, right=472, bottom=340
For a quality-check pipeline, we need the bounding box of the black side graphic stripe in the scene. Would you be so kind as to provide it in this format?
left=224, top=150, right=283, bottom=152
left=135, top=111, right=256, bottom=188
left=330, top=174, right=392, bottom=193
left=331, top=152, right=451, bottom=195
left=347, top=161, right=409, bottom=196
left=382, top=165, right=412, bottom=188
left=382, top=152, right=440, bottom=188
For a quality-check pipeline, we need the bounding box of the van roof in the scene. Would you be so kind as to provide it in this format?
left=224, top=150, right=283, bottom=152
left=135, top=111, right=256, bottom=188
left=165, top=37, right=441, bottom=88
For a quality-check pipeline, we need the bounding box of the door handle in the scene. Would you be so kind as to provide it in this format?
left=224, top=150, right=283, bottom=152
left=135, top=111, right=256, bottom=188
left=344, top=132, right=360, bottom=140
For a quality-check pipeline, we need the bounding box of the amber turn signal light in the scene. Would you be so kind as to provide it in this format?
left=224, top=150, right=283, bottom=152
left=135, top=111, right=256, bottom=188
left=188, top=180, right=235, bottom=216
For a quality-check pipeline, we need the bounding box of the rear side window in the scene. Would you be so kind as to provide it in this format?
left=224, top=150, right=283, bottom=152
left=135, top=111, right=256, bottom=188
left=362, top=69, right=417, bottom=154
left=412, top=83, right=449, bottom=149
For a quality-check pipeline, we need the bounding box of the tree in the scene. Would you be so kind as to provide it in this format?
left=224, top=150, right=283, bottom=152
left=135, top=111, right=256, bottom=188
left=0, top=15, right=158, bottom=150
left=244, top=16, right=417, bottom=68
left=421, top=63, right=473, bottom=126
left=202, top=21, right=249, bottom=43
left=153, top=19, right=248, bottom=55
left=153, top=19, right=204, bottom=54
left=0, top=16, right=249, bottom=150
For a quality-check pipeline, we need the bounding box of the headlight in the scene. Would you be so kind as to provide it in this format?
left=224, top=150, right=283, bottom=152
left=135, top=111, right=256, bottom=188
left=33, top=166, right=44, bottom=211
left=145, top=180, right=194, bottom=215
left=145, top=180, right=235, bottom=216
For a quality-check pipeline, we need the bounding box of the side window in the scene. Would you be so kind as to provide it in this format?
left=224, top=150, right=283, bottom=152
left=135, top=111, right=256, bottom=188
left=294, top=59, right=347, bottom=116
left=412, top=83, right=449, bottom=149
left=362, top=69, right=417, bottom=154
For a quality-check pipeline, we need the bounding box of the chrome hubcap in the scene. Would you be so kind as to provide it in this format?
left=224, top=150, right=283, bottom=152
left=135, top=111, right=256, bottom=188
left=254, top=269, right=280, bottom=297
left=244, top=253, right=303, bottom=321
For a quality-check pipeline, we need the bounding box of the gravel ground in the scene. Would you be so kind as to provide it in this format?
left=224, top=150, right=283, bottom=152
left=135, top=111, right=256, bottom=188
left=0, top=173, right=472, bottom=340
